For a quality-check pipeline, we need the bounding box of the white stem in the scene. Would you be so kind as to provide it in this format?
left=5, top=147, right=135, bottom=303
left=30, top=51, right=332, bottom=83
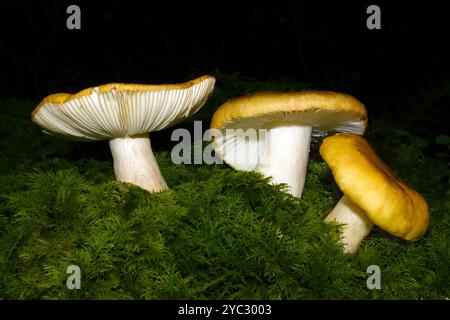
left=325, top=195, right=373, bottom=254
left=255, top=122, right=313, bottom=197
left=109, top=134, right=168, bottom=192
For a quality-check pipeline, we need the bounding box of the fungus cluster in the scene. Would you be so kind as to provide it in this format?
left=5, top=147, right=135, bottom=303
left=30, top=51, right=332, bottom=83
left=210, top=90, right=429, bottom=253
left=32, top=81, right=429, bottom=254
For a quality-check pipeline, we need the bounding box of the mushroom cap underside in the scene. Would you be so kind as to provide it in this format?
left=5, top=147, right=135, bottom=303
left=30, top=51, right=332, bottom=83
left=32, top=75, right=215, bottom=141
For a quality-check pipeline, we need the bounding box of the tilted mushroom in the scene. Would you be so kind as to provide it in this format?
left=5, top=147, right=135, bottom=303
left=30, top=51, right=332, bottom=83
left=32, top=75, right=215, bottom=192
left=320, top=133, right=430, bottom=254
left=210, top=91, right=367, bottom=197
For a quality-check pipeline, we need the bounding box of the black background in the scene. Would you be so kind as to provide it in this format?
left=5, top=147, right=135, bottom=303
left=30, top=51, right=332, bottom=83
left=0, top=1, right=449, bottom=136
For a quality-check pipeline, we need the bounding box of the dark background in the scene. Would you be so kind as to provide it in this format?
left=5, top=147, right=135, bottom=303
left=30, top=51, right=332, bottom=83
left=0, top=0, right=449, bottom=137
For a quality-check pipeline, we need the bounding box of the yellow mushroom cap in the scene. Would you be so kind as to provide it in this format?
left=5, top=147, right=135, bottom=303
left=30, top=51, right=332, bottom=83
left=320, top=133, right=429, bottom=240
left=32, top=75, right=215, bottom=141
left=210, top=90, right=367, bottom=171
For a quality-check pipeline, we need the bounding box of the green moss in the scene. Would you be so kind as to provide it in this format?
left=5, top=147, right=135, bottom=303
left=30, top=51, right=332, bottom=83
left=0, top=76, right=449, bottom=299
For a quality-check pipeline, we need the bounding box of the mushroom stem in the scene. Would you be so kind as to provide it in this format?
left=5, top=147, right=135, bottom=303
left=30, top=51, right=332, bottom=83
left=109, top=134, right=168, bottom=192
left=255, top=122, right=312, bottom=197
left=325, top=195, right=373, bottom=254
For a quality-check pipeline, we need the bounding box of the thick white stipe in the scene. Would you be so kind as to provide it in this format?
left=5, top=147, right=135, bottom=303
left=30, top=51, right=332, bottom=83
left=109, top=134, right=168, bottom=192
left=325, top=195, right=373, bottom=254
left=255, top=122, right=313, bottom=197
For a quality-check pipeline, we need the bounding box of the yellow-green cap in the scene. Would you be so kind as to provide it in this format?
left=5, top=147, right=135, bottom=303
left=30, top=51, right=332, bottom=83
left=211, top=90, right=368, bottom=171
left=320, top=133, right=429, bottom=240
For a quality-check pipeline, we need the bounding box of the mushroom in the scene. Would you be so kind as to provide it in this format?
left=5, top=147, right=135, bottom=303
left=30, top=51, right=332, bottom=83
left=210, top=91, right=367, bottom=197
left=320, top=133, right=430, bottom=254
left=32, top=75, right=215, bottom=192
